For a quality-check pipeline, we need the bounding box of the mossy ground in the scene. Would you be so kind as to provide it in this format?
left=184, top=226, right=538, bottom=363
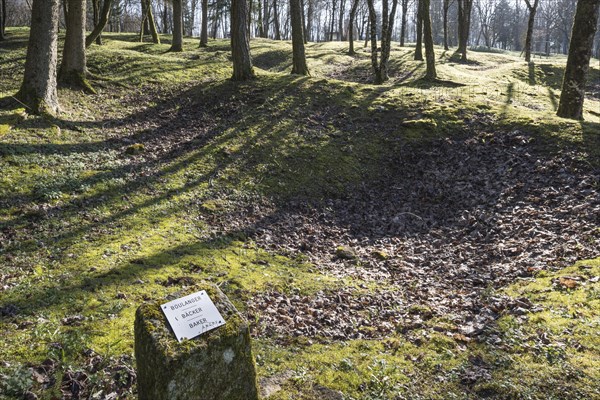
left=0, top=28, right=599, bottom=399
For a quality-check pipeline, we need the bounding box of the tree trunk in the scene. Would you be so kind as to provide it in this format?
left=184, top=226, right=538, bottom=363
left=212, top=1, right=220, bottom=39
left=348, top=0, right=359, bottom=54
left=0, top=0, right=4, bottom=41
left=329, top=0, right=337, bottom=40
left=306, top=0, right=313, bottom=41
left=422, top=0, right=436, bottom=80
left=524, top=0, right=538, bottom=62
left=60, top=0, right=92, bottom=92
left=338, top=0, right=345, bottom=41
left=557, top=0, right=600, bottom=120
left=367, top=0, right=398, bottom=84
left=170, top=0, right=183, bottom=51
left=443, top=0, right=449, bottom=50
left=400, top=0, right=408, bottom=46
left=290, top=0, right=309, bottom=74
left=273, top=0, right=281, bottom=39
left=147, top=0, right=160, bottom=43
left=200, top=0, right=208, bottom=45
left=17, top=0, right=60, bottom=114
left=457, top=0, right=472, bottom=62
left=231, top=0, right=255, bottom=79
left=86, top=0, right=112, bottom=46
left=302, top=0, right=307, bottom=43
left=414, top=0, right=423, bottom=60
left=92, top=0, right=101, bottom=44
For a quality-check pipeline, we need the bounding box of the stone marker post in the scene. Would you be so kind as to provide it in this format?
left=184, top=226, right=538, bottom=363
left=134, top=283, right=259, bottom=400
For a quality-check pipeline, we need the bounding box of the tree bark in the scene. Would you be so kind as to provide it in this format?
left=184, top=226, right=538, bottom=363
left=200, top=0, right=208, bottom=46
left=338, top=0, right=345, bottom=41
left=400, top=0, right=408, bottom=46
left=422, top=0, right=436, bottom=80
left=414, top=0, right=423, bottom=60
left=17, top=0, right=60, bottom=114
left=273, top=0, right=281, bottom=39
left=60, top=0, right=91, bottom=92
left=146, top=0, right=160, bottom=43
left=170, top=0, right=183, bottom=51
left=367, top=0, right=398, bottom=84
left=231, top=0, right=255, bottom=80
left=86, top=0, right=112, bottom=47
left=524, top=0, right=538, bottom=62
left=0, top=0, right=5, bottom=41
left=306, top=0, right=313, bottom=41
left=557, top=0, right=600, bottom=120
left=443, top=0, right=450, bottom=50
left=457, top=0, right=472, bottom=62
left=290, top=0, right=309, bottom=74
left=348, top=0, right=359, bottom=54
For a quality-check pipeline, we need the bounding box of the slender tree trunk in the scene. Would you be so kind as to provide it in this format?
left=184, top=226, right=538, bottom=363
left=273, top=0, right=281, bottom=39
left=290, top=0, right=309, bottom=74
left=257, top=0, right=264, bottom=37
left=147, top=0, right=160, bottom=43
left=514, top=2, right=520, bottom=51
left=348, top=0, right=359, bottom=54
left=92, top=0, right=101, bottom=44
left=0, top=0, right=4, bottom=41
left=86, top=0, right=112, bottom=46
left=212, top=2, right=220, bottom=39
left=60, top=0, right=91, bottom=92
left=367, top=0, right=398, bottom=84
left=524, top=0, right=538, bottom=62
left=443, top=0, right=449, bottom=50
left=200, top=0, right=208, bottom=45
left=329, top=0, right=337, bottom=40
left=557, top=0, right=600, bottom=120
left=422, top=0, right=435, bottom=80
left=414, top=0, right=423, bottom=60
left=231, top=0, right=255, bottom=79
left=170, top=0, right=183, bottom=51
left=457, top=0, right=472, bottom=62
left=17, top=0, right=60, bottom=114
left=306, top=0, right=313, bottom=41
left=301, top=0, right=307, bottom=43
left=338, top=0, right=345, bottom=41
left=400, top=0, right=408, bottom=46
left=163, top=2, right=169, bottom=33
left=248, top=0, right=253, bottom=34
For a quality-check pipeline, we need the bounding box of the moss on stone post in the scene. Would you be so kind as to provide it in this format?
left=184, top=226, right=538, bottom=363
left=134, top=283, right=259, bottom=400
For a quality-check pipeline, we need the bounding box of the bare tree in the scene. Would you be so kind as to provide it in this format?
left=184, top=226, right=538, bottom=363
left=524, top=0, right=539, bottom=62
left=199, top=0, right=208, bottom=46
left=422, top=0, right=436, bottom=80
left=17, top=0, right=60, bottom=114
left=457, top=0, right=473, bottom=61
left=60, top=0, right=93, bottom=92
left=400, top=0, right=409, bottom=46
left=348, top=0, right=360, bottom=54
left=231, top=0, right=255, bottom=79
left=367, top=0, right=399, bottom=83
left=443, top=0, right=452, bottom=49
left=290, top=0, right=309, bottom=74
left=557, top=0, right=600, bottom=119
left=170, top=0, right=183, bottom=51
left=415, top=0, right=423, bottom=60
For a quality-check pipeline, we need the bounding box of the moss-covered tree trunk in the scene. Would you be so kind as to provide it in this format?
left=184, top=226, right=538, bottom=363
left=348, top=0, right=359, bottom=54
left=231, top=0, right=255, bottom=80
left=86, top=0, right=112, bottom=47
left=414, top=0, right=423, bottom=60
left=556, top=0, right=600, bottom=120
left=422, top=0, right=436, bottom=80
left=457, top=0, right=472, bottom=62
left=147, top=0, right=161, bottom=43
left=367, top=0, right=398, bottom=84
left=524, top=0, right=539, bottom=63
left=199, top=0, right=208, bottom=46
left=60, top=0, right=91, bottom=92
left=170, top=0, right=183, bottom=51
left=290, top=0, right=309, bottom=75
left=17, top=0, right=60, bottom=114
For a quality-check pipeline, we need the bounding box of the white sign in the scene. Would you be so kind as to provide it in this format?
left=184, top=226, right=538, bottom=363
left=161, top=290, right=226, bottom=342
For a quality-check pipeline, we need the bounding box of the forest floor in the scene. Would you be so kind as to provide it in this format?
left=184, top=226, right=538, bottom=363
left=0, top=29, right=599, bottom=399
